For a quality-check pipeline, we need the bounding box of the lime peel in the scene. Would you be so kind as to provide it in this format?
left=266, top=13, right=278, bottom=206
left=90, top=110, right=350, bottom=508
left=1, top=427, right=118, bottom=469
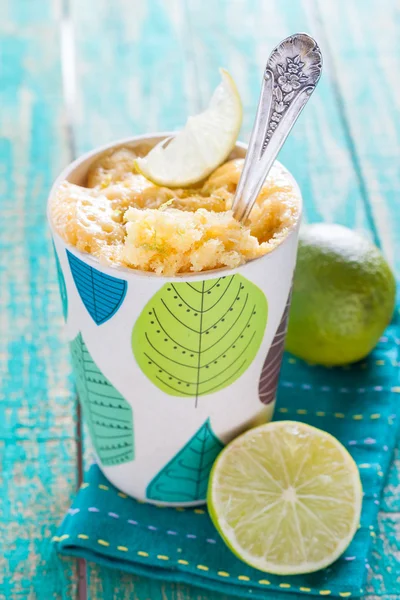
left=135, top=69, right=242, bottom=188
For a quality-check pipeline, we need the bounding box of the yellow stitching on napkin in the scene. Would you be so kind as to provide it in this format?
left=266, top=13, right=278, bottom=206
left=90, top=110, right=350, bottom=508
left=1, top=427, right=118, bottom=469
left=97, top=539, right=109, bottom=546
left=316, top=411, right=325, bottom=416
left=320, top=591, right=331, bottom=595
left=334, top=413, right=345, bottom=418
left=117, top=546, right=128, bottom=552
left=176, top=507, right=185, bottom=512
left=280, top=583, right=291, bottom=588
left=178, top=559, right=189, bottom=565
left=157, top=555, right=169, bottom=560
left=297, top=409, right=307, bottom=414
left=52, top=536, right=60, bottom=542
left=370, top=531, right=376, bottom=537
left=194, top=509, right=205, bottom=514
left=78, top=534, right=89, bottom=540
left=81, top=483, right=89, bottom=489
left=352, top=415, right=363, bottom=420
left=197, top=565, right=209, bottom=571
left=218, top=571, right=230, bottom=577
left=118, top=492, right=128, bottom=498
left=391, top=386, right=400, bottom=392
left=258, top=579, right=271, bottom=585
left=98, top=485, right=109, bottom=491
left=278, top=407, right=288, bottom=413
left=358, top=463, right=370, bottom=468
left=238, top=575, right=250, bottom=581
left=370, top=413, right=381, bottom=419
left=288, top=358, right=296, bottom=364
left=339, top=593, right=351, bottom=597
left=300, top=588, right=311, bottom=592
left=375, top=360, right=385, bottom=365
left=59, top=534, right=70, bottom=541
left=137, top=551, right=149, bottom=557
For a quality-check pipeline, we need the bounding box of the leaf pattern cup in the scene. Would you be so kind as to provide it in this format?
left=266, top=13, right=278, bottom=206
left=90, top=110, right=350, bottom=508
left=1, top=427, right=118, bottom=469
left=47, top=133, right=302, bottom=505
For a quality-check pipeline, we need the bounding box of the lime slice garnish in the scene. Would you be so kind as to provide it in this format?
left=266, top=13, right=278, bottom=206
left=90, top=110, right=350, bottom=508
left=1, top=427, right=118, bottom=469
left=208, top=421, right=362, bottom=575
left=135, top=69, right=242, bottom=187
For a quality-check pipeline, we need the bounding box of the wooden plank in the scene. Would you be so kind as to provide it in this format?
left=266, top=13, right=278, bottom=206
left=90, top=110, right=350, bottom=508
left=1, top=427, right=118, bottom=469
left=312, top=1, right=400, bottom=597
left=85, top=568, right=230, bottom=600
left=0, top=0, right=79, bottom=598
left=71, top=0, right=196, bottom=153
left=315, top=0, right=400, bottom=272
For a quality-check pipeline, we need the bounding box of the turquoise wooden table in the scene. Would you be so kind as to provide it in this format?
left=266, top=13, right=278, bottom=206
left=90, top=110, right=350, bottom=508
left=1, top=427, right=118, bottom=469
left=1, top=0, right=399, bottom=598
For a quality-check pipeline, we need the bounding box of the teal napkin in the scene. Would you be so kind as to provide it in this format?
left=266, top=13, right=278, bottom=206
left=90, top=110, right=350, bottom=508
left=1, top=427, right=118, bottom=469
left=54, top=314, right=400, bottom=599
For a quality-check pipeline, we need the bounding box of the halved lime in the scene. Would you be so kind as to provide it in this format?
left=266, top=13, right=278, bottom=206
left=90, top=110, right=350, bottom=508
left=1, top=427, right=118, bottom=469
left=135, top=69, right=242, bottom=187
left=208, top=421, right=362, bottom=575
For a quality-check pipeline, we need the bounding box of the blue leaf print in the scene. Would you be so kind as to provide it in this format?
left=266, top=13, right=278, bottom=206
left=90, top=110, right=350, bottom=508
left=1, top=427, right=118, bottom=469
left=146, top=419, right=224, bottom=503
left=53, top=243, right=68, bottom=321
left=67, top=250, right=127, bottom=325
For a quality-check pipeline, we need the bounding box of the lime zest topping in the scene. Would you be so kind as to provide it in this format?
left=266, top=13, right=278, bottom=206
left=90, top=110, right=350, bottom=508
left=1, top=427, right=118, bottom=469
left=159, top=199, right=175, bottom=211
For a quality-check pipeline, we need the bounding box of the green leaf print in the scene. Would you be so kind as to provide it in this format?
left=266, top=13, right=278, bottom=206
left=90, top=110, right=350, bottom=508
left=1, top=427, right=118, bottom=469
left=70, top=333, right=134, bottom=466
left=146, top=419, right=224, bottom=503
left=132, top=274, right=268, bottom=403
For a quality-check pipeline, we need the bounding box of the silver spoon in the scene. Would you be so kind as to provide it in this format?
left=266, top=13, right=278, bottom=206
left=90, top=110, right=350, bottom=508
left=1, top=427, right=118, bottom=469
left=232, top=33, right=323, bottom=223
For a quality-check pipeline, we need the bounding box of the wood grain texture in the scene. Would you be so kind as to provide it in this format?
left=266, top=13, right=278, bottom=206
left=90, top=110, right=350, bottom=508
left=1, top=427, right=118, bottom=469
left=311, top=3, right=400, bottom=597
left=71, top=0, right=194, bottom=151
left=1, top=0, right=399, bottom=598
left=316, top=0, right=400, bottom=269
left=0, top=0, right=79, bottom=598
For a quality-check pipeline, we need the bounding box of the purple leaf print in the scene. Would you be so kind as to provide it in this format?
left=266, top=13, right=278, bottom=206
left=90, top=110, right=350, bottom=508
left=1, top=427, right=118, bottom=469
left=258, top=291, right=292, bottom=405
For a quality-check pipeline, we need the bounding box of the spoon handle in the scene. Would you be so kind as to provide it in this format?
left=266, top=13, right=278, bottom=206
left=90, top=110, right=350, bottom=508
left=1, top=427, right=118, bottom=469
left=232, top=33, right=323, bottom=223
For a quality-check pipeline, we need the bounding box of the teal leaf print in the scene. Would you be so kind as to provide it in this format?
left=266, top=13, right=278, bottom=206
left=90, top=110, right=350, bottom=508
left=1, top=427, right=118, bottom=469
left=132, top=274, right=268, bottom=404
left=146, top=419, right=224, bottom=503
left=70, top=333, right=134, bottom=466
left=53, top=243, right=68, bottom=320
left=67, top=250, right=127, bottom=325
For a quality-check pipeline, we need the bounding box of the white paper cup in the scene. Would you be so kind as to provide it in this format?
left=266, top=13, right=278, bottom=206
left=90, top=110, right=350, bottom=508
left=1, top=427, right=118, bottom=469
left=48, top=133, right=302, bottom=506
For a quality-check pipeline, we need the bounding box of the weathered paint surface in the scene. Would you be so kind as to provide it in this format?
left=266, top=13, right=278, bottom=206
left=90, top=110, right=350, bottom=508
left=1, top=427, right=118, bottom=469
left=1, top=0, right=399, bottom=598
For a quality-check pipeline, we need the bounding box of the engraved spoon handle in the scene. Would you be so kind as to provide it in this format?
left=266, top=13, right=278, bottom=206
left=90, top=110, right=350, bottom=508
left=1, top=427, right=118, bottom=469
left=232, top=33, right=322, bottom=223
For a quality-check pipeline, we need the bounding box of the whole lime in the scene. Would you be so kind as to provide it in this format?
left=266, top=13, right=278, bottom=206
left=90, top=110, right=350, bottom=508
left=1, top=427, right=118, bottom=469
left=286, top=224, right=396, bottom=365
